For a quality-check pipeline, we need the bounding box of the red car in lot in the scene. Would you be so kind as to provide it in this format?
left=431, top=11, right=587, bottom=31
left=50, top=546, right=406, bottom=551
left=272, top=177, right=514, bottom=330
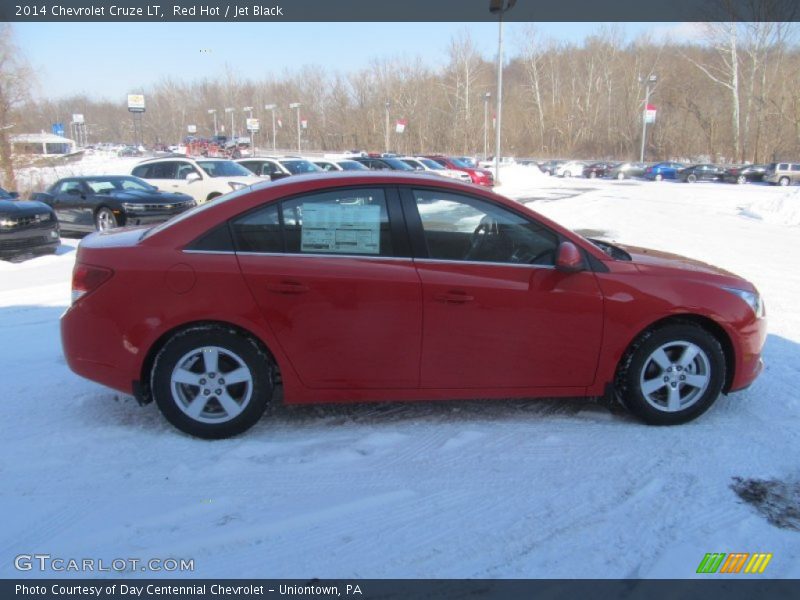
left=423, top=155, right=494, bottom=186
left=62, top=172, right=766, bottom=438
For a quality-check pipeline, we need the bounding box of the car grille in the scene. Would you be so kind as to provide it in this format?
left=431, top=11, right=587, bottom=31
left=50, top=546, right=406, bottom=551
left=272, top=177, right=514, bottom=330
left=0, top=235, right=50, bottom=250
left=134, top=201, right=195, bottom=211
left=0, top=214, right=52, bottom=229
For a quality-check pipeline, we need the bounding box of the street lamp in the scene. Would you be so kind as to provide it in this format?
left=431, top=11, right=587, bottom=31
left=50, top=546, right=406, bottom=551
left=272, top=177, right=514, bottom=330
left=639, top=74, right=657, bottom=162
left=243, top=106, right=254, bottom=150
left=224, top=107, right=235, bottom=140
left=482, top=92, right=491, bottom=161
left=489, top=0, right=516, bottom=183
left=207, top=109, right=217, bottom=136
left=264, top=104, right=277, bottom=152
left=384, top=100, right=391, bottom=154
left=289, top=102, right=302, bottom=153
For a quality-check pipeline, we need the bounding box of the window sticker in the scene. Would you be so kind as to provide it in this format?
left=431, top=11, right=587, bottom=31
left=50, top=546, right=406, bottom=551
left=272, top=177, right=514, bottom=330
left=300, top=203, right=381, bottom=254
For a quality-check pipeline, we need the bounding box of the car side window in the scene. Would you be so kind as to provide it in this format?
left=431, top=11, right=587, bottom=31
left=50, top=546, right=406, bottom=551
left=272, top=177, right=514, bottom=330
left=131, top=165, right=150, bottom=178
left=149, top=162, right=179, bottom=179
left=231, top=204, right=282, bottom=253
left=791, top=164, right=800, bottom=172
left=56, top=180, right=82, bottom=194
left=176, top=163, right=199, bottom=179
left=413, top=189, right=558, bottom=266
left=282, top=188, right=392, bottom=256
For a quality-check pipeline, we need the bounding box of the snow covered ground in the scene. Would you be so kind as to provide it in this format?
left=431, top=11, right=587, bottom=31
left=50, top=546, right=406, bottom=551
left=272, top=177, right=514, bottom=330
left=1, top=160, right=799, bottom=579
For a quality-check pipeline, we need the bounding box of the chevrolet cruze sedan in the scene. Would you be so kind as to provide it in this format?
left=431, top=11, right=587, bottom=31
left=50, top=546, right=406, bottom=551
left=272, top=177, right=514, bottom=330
left=61, top=172, right=766, bottom=438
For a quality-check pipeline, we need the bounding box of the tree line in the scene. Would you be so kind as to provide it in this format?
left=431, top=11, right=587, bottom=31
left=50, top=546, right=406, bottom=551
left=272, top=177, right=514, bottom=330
left=2, top=22, right=800, bottom=190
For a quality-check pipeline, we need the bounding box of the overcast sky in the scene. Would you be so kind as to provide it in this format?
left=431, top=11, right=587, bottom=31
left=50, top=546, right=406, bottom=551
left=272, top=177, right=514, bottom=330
left=14, top=22, right=700, bottom=101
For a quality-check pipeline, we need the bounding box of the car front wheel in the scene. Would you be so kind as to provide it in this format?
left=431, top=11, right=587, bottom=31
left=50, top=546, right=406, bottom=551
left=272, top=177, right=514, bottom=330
left=654, top=173, right=663, bottom=181
left=779, top=176, right=790, bottom=186
left=615, top=323, right=726, bottom=425
left=95, top=207, right=118, bottom=231
left=151, top=325, right=274, bottom=438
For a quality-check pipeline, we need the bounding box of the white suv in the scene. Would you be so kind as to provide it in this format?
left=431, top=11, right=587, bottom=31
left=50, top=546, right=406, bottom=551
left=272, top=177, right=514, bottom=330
left=131, top=157, right=262, bottom=204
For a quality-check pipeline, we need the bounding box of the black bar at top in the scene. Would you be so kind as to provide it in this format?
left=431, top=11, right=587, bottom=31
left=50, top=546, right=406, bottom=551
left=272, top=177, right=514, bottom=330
left=2, top=0, right=800, bottom=22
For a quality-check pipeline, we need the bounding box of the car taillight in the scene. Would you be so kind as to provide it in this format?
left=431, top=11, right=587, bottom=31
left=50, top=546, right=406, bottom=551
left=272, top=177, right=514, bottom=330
left=71, top=263, right=113, bottom=304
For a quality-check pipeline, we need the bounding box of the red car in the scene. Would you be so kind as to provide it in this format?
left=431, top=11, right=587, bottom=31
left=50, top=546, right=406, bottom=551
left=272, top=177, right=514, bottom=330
left=424, top=155, right=494, bottom=187
left=62, top=172, right=766, bottom=438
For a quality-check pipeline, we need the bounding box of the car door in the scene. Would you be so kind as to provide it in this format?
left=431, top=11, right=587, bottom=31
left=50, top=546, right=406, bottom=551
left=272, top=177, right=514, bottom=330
left=50, top=179, right=85, bottom=228
left=137, top=161, right=181, bottom=193
left=402, top=187, right=604, bottom=390
left=232, top=186, right=422, bottom=389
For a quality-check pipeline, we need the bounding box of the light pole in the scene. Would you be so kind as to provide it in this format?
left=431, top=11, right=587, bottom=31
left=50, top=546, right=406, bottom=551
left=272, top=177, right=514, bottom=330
left=289, top=102, right=302, bottom=153
left=264, top=104, right=277, bottom=152
left=243, top=106, right=254, bottom=150
left=384, top=100, right=391, bottom=154
left=639, top=73, right=657, bottom=163
left=482, top=92, right=491, bottom=161
left=489, top=0, right=516, bottom=184
left=224, top=107, right=235, bottom=140
left=208, top=109, right=218, bottom=136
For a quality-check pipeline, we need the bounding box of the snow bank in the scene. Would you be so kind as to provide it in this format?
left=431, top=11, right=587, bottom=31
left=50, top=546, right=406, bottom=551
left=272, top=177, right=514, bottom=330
left=739, top=189, right=800, bottom=227
left=493, top=163, right=547, bottom=196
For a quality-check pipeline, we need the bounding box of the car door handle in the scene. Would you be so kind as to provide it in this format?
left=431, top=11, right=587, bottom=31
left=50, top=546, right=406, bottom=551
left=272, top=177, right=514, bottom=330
left=435, top=291, right=474, bottom=304
left=266, top=281, right=309, bottom=294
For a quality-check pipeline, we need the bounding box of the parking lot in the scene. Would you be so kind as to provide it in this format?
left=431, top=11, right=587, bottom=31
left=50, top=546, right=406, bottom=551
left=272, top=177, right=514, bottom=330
left=1, top=163, right=799, bottom=578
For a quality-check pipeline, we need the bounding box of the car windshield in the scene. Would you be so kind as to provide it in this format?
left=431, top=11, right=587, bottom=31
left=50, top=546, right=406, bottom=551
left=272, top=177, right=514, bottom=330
left=279, top=159, right=323, bottom=175
left=85, top=176, right=156, bottom=193
left=195, top=160, right=254, bottom=177
left=449, top=157, right=473, bottom=169
left=337, top=160, right=368, bottom=171
left=381, top=158, right=415, bottom=171
left=418, top=158, right=445, bottom=170
left=0, top=187, right=11, bottom=199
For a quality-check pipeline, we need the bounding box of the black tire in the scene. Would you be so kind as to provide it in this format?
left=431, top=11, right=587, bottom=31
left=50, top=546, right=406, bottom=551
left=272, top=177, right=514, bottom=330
left=654, top=173, right=663, bottom=182
left=736, top=175, right=746, bottom=185
left=95, top=207, right=118, bottom=231
left=564, top=170, right=572, bottom=178
left=151, top=325, right=274, bottom=439
left=617, top=172, right=625, bottom=180
left=615, top=323, right=726, bottom=425
left=687, top=174, right=697, bottom=183
left=588, top=171, right=597, bottom=179
left=779, top=176, right=790, bottom=187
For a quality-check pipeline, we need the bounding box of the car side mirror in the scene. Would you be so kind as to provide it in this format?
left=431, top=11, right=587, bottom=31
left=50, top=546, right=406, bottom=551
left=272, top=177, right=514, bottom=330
left=186, top=172, right=201, bottom=183
left=555, top=241, right=585, bottom=273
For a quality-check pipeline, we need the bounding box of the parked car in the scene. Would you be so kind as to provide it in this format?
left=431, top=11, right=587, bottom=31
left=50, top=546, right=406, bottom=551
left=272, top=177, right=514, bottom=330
left=423, top=155, right=494, bottom=186
left=721, top=164, right=768, bottom=185
left=679, top=164, right=726, bottom=183
left=117, top=145, right=143, bottom=158
left=643, top=162, right=686, bottom=181
left=400, top=157, right=472, bottom=183
left=0, top=188, right=60, bottom=258
left=61, top=171, right=766, bottom=438
left=555, top=161, right=587, bottom=178
left=313, top=158, right=370, bottom=172
left=583, top=162, right=618, bottom=179
left=763, top=162, right=800, bottom=186
left=478, top=156, right=515, bottom=169
left=131, top=157, right=262, bottom=204
left=538, top=159, right=565, bottom=176
left=32, top=176, right=196, bottom=232
left=237, top=157, right=323, bottom=180
left=607, top=162, right=647, bottom=180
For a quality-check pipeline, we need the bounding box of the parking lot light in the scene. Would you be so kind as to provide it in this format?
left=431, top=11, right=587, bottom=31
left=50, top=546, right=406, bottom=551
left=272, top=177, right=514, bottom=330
left=224, top=107, right=235, bottom=140
left=289, top=103, right=302, bottom=153
left=489, top=0, right=516, bottom=184
left=265, top=104, right=277, bottom=152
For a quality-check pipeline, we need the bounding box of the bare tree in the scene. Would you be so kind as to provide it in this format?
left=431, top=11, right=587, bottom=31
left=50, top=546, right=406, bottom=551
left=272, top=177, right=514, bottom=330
left=0, top=24, right=33, bottom=190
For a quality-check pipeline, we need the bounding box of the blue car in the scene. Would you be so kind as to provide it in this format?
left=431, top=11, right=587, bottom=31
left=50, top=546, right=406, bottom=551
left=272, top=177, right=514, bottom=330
left=644, top=162, right=685, bottom=181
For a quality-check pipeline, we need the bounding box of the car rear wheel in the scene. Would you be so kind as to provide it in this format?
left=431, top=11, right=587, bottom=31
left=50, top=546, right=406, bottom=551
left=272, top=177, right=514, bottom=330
left=588, top=171, right=596, bottom=179
left=736, top=175, right=747, bottom=185
left=615, top=323, right=725, bottom=425
left=779, top=176, right=790, bottom=186
left=95, top=207, right=118, bottom=232
left=654, top=173, right=663, bottom=182
left=151, top=325, right=274, bottom=438
left=687, top=174, right=698, bottom=183
left=617, top=172, right=625, bottom=180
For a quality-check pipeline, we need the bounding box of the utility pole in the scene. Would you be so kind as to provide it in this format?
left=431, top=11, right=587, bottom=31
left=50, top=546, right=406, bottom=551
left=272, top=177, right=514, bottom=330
left=483, top=92, right=491, bottom=161
left=639, top=74, right=657, bottom=163
left=489, top=0, right=516, bottom=184
left=384, top=100, right=391, bottom=154
left=265, top=104, right=277, bottom=152
left=289, top=103, right=302, bottom=153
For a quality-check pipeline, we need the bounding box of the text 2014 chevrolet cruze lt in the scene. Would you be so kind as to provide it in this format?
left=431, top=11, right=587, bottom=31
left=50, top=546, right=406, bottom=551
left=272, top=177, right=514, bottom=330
left=61, top=172, right=766, bottom=438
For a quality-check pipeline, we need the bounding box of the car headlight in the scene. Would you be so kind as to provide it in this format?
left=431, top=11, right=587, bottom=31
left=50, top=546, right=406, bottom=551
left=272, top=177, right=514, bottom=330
left=0, top=218, right=15, bottom=228
left=723, top=287, right=765, bottom=318
left=229, top=181, right=247, bottom=191
left=121, top=203, right=146, bottom=211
